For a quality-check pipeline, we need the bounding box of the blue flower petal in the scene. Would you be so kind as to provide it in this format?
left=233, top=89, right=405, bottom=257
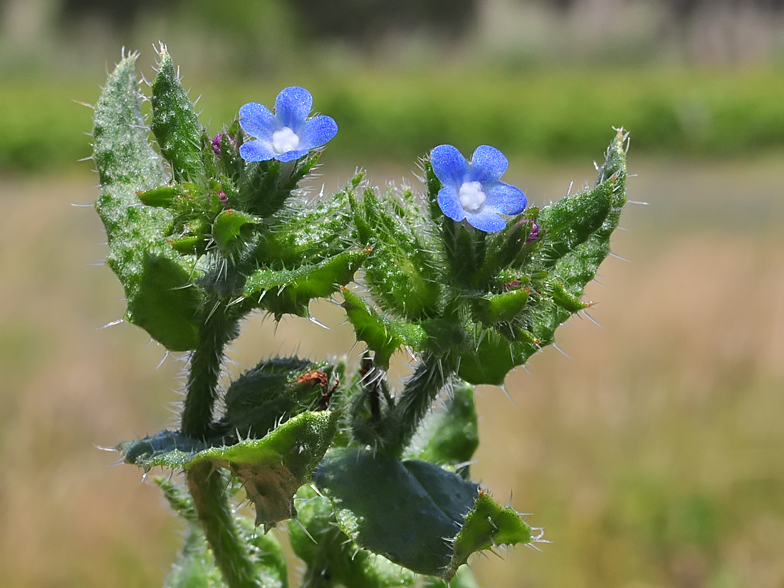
left=437, top=187, right=467, bottom=222
left=431, top=145, right=470, bottom=188
left=239, top=140, right=276, bottom=162
left=275, top=148, right=310, bottom=163
left=275, top=87, right=313, bottom=130
left=465, top=209, right=507, bottom=232
left=299, top=115, right=338, bottom=150
left=468, top=145, right=508, bottom=183
left=485, top=182, right=527, bottom=215
left=239, top=102, right=276, bottom=140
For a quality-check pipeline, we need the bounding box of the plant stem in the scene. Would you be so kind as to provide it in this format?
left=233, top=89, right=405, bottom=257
left=385, top=353, right=453, bottom=457
left=187, top=462, right=260, bottom=588
left=180, top=297, right=238, bottom=440
left=181, top=295, right=253, bottom=587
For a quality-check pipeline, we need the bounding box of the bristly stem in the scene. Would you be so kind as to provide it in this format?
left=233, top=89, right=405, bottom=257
left=180, top=296, right=239, bottom=441
left=385, top=353, right=454, bottom=457
left=187, top=462, right=260, bottom=588
left=182, top=292, right=251, bottom=587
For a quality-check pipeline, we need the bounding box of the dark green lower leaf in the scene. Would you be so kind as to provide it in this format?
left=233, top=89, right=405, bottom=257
left=313, top=449, right=535, bottom=579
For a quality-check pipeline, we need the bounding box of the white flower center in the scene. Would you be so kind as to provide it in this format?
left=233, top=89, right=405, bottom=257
left=458, top=181, right=486, bottom=212
left=271, top=127, right=300, bottom=153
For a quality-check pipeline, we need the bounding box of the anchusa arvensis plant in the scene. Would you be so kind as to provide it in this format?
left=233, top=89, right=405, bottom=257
left=93, top=46, right=628, bottom=588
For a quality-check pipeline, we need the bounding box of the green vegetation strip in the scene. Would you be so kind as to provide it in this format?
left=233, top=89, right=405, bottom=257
left=3, top=67, right=784, bottom=172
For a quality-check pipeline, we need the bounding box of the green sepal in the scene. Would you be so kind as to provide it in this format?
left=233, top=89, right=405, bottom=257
left=93, top=53, right=202, bottom=352
left=239, top=153, right=320, bottom=217
left=423, top=161, right=445, bottom=225
left=120, top=411, right=338, bottom=525
left=471, top=287, right=531, bottom=326
left=155, top=478, right=288, bottom=588
left=137, top=185, right=180, bottom=208
left=341, top=288, right=427, bottom=369
left=216, top=357, right=331, bottom=439
left=212, top=209, right=259, bottom=252
left=242, top=250, right=369, bottom=318
left=169, top=235, right=204, bottom=255
left=482, top=213, right=538, bottom=279
left=219, top=129, right=242, bottom=180
left=151, top=47, right=205, bottom=182
left=405, top=381, right=478, bottom=477
left=441, top=220, right=488, bottom=289
left=314, top=449, right=534, bottom=580
left=290, top=486, right=419, bottom=588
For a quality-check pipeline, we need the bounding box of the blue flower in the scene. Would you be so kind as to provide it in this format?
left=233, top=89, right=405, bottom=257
left=430, top=144, right=527, bottom=233
left=238, top=87, right=338, bottom=163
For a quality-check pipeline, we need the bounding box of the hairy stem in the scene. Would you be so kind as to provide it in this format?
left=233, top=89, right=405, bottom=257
left=187, top=462, right=260, bottom=588
left=180, top=297, right=239, bottom=440
left=385, top=353, right=453, bottom=457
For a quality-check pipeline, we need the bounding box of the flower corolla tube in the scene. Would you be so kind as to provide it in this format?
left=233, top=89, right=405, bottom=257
left=238, top=87, right=338, bottom=163
left=431, top=144, right=527, bottom=233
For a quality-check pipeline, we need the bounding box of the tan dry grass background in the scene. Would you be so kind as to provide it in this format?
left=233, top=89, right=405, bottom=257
left=1, top=157, right=783, bottom=587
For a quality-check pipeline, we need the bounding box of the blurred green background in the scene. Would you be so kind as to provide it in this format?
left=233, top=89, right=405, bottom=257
left=1, top=1, right=783, bottom=587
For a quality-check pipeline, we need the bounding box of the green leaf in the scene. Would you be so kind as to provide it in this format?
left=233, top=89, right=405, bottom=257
left=406, top=381, right=478, bottom=477
left=155, top=478, right=288, bottom=588
left=356, top=186, right=441, bottom=320
left=212, top=209, right=259, bottom=252
left=242, top=250, right=369, bottom=318
left=120, top=411, right=338, bottom=525
left=455, top=326, right=529, bottom=386
left=93, top=53, right=202, bottom=351
left=447, top=491, right=534, bottom=580
left=341, top=288, right=427, bottom=369
left=471, top=287, right=531, bottom=326
left=314, top=449, right=534, bottom=579
left=533, top=177, right=613, bottom=270
left=136, top=185, right=180, bottom=208
left=132, top=253, right=202, bottom=351
left=151, top=46, right=205, bottom=182
left=120, top=429, right=207, bottom=470
left=253, top=186, right=357, bottom=267
left=194, top=410, right=338, bottom=525
left=290, top=486, right=419, bottom=588
left=218, top=357, right=329, bottom=439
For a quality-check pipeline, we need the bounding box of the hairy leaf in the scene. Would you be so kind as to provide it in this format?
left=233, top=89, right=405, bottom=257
left=151, top=46, right=206, bottom=182
left=314, top=449, right=534, bottom=580
left=242, top=250, right=369, bottom=318
left=93, top=53, right=202, bottom=351
left=120, top=411, right=338, bottom=525
left=341, top=288, right=427, bottom=369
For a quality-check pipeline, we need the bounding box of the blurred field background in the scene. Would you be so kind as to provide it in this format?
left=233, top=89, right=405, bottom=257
left=1, top=1, right=784, bottom=587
